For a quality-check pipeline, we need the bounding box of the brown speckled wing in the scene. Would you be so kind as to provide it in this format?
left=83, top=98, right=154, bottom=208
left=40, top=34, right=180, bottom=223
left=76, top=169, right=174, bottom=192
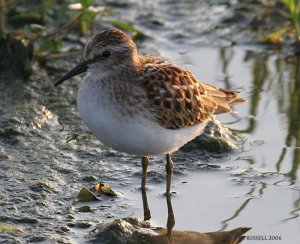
left=139, top=59, right=218, bottom=129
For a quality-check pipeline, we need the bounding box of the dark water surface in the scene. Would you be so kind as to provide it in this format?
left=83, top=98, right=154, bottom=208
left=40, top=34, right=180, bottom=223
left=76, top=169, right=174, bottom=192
left=0, top=1, right=299, bottom=243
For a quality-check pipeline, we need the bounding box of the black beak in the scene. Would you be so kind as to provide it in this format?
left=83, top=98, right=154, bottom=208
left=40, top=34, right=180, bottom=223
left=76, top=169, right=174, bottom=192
left=55, top=60, right=87, bottom=86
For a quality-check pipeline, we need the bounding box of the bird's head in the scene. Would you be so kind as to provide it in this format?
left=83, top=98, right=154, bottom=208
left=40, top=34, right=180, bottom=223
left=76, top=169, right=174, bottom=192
left=55, top=29, right=137, bottom=86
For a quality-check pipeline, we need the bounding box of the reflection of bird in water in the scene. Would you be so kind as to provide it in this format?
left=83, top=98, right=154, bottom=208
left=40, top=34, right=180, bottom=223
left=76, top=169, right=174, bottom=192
left=56, top=28, right=245, bottom=236
left=154, top=227, right=251, bottom=244
left=91, top=217, right=251, bottom=244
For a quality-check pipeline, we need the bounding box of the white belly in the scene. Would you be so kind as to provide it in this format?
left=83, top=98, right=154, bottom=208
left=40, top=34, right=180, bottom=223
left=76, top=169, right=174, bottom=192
left=77, top=78, right=207, bottom=156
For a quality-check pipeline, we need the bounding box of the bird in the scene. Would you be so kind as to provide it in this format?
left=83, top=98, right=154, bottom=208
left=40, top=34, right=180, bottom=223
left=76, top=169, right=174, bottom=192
left=55, top=28, right=245, bottom=235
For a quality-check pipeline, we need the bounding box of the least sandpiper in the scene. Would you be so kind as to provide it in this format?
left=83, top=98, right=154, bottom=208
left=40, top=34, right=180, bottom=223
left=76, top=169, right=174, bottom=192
left=55, top=29, right=245, bottom=235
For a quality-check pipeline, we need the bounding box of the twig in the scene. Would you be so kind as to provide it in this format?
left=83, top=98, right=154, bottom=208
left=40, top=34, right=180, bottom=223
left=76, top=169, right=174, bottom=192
left=47, top=13, right=80, bottom=37
left=0, top=0, right=5, bottom=34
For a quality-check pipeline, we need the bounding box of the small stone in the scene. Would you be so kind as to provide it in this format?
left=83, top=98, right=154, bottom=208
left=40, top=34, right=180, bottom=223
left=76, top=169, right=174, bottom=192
left=29, top=236, right=46, bottom=242
left=60, top=225, right=70, bottom=232
left=75, top=221, right=92, bottom=228
left=67, top=223, right=75, bottom=228
left=17, top=217, right=38, bottom=224
left=82, top=175, right=97, bottom=182
left=78, top=206, right=92, bottom=213
left=78, top=188, right=99, bottom=202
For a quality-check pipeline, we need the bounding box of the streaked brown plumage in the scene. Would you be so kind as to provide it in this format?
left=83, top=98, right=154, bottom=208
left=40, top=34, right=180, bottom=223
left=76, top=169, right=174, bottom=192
left=138, top=56, right=245, bottom=129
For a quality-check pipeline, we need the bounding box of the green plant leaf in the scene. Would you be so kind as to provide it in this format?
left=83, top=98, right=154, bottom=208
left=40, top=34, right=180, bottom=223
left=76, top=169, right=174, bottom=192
left=260, top=27, right=294, bottom=44
left=281, top=0, right=300, bottom=40
left=24, top=24, right=32, bottom=38
left=80, top=0, right=93, bottom=8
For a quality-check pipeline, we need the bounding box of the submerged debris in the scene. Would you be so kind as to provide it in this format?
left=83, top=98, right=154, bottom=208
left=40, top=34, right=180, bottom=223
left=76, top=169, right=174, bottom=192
left=93, top=182, right=118, bottom=197
left=77, top=183, right=117, bottom=202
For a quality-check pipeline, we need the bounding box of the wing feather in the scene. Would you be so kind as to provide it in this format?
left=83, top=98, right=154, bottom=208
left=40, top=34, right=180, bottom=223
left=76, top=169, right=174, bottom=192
left=139, top=57, right=245, bottom=129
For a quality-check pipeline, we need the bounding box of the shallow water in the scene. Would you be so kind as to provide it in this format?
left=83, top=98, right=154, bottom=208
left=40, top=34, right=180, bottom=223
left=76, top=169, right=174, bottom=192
left=131, top=45, right=300, bottom=242
left=1, top=0, right=300, bottom=243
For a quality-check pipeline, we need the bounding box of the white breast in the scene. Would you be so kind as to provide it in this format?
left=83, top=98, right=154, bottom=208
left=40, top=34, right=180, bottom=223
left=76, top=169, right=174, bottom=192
left=77, top=76, right=207, bottom=156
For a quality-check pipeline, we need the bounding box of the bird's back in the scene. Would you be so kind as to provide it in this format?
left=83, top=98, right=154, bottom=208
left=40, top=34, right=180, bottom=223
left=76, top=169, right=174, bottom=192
left=137, top=55, right=245, bottom=130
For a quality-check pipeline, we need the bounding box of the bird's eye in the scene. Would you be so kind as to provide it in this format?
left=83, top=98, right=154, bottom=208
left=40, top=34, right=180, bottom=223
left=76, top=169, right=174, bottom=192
left=102, top=50, right=111, bottom=58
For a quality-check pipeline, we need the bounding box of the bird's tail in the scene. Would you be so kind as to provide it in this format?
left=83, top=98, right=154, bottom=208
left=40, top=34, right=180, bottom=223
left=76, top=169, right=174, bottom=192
left=202, top=82, right=246, bottom=114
